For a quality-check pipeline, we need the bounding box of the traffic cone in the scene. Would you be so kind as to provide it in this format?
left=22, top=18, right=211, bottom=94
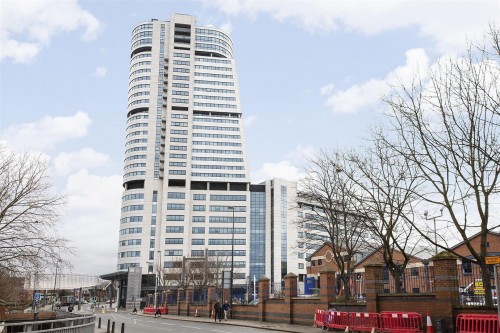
left=194, top=309, right=199, bottom=317
left=426, top=311, right=435, bottom=333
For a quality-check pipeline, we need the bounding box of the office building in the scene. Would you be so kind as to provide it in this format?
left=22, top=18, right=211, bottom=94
left=250, top=179, right=308, bottom=294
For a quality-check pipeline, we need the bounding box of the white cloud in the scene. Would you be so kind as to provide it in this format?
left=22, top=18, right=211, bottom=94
left=0, top=0, right=103, bottom=63
left=0, top=38, right=39, bottom=64
left=53, top=148, right=110, bottom=176
left=252, top=160, right=304, bottom=183
left=323, top=48, right=429, bottom=113
left=61, top=169, right=122, bottom=275
left=219, top=21, right=234, bottom=34
left=286, top=144, right=316, bottom=163
left=209, top=0, right=498, bottom=52
left=243, top=115, right=257, bottom=127
left=94, top=66, right=107, bottom=77
left=252, top=145, right=314, bottom=182
left=1, top=111, right=92, bottom=151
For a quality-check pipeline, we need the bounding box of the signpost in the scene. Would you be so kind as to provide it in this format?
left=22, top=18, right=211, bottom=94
left=474, top=279, right=484, bottom=295
left=485, top=256, right=500, bottom=265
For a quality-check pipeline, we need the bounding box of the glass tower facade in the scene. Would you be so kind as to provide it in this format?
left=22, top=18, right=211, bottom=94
left=249, top=185, right=266, bottom=281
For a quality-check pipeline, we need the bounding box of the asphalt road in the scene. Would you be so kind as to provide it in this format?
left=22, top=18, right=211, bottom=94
left=95, top=312, right=272, bottom=333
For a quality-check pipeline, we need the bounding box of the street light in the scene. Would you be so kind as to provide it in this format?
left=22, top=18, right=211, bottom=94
left=147, top=260, right=152, bottom=305
left=424, top=208, right=444, bottom=255
left=154, top=250, right=161, bottom=308
left=228, top=206, right=235, bottom=311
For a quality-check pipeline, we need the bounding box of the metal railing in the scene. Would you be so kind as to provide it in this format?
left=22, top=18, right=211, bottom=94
left=1, top=314, right=95, bottom=333
left=457, top=263, right=498, bottom=306
left=270, top=282, right=284, bottom=298
left=382, top=266, right=435, bottom=294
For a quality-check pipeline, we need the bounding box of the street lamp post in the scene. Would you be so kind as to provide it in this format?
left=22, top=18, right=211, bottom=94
left=154, top=269, right=157, bottom=308
left=228, top=206, right=235, bottom=313
left=424, top=208, right=444, bottom=255
left=147, top=261, right=152, bottom=305
left=154, top=250, right=161, bottom=308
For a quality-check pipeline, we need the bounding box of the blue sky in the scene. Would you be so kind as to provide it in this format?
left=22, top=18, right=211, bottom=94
left=1, top=0, right=498, bottom=276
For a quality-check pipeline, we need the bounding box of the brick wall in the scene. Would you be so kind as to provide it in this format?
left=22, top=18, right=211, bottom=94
left=165, top=252, right=498, bottom=329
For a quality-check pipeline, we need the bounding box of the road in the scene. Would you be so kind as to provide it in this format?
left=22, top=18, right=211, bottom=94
left=95, top=312, right=273, bottom=333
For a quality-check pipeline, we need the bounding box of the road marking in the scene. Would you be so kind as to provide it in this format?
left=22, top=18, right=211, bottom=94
left=160, top=322, right=174, bottom=325
left=182, top=325, right=201, bottom=330
left=133, top=319, right=136, bottom=324
left=211, top=330, right=231, bottom=333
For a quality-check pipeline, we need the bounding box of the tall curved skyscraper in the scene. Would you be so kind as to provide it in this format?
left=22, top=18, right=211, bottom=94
left=119, top=14, right=250, bottom=289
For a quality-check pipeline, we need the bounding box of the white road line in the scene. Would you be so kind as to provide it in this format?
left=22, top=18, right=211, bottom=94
left=160, top=322, right=174, bottom=325
left=182, top=325, right=201, bottom=330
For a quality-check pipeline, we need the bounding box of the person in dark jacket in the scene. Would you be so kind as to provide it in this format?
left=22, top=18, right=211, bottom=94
left=213, top=300, right=221, bottom=322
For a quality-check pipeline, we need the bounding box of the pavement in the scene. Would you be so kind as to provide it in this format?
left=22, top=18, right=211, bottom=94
left=94, top=309, right=324, bottom=333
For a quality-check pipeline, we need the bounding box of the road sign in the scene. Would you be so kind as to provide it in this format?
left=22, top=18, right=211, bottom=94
left=34, top=293, right=41, bottom=301
left=474, top=279, right=485, bottom=295
left=485, top=256, right=500, bottom=265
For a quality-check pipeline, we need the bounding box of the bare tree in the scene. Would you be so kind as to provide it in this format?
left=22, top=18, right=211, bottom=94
left=298, top=150, right=369, bottom=300
left=0, top=147, right=69, bottom=274
left=382, top=27, right=500, bottom=305
left=158, top=253, right=237, bottom=303
left=347, top=138, right=425, bottom=292
left=0, top=268, right=25, bottom=305
left=187, top=252, right=234, bottom=303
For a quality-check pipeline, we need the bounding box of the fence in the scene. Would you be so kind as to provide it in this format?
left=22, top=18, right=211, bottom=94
left=303, top=267, right=434, bottom=302
left=1, top=314, right=95, bottom=333
left=381, top=266, right=435, bottom=294
left=270, top=282, right=284, bottom=298
left=457, top=263, right=498, bottom=306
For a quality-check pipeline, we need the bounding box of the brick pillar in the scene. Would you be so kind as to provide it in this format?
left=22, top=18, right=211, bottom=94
left=258, top=277, right=270, bottom=301
left=283, top=273, right=297, bottom=324
left=185, top=287, right=193, bottom=303
left=364, top=263, right=384, bottom=313
left=177, top=288, right=184, bottom=315
left=431, top=252, right=458, bottom=333
left=207, top=285, right=216, bottom=318
left=185, top=286, right=193, bottom=316
left=319, top=267, right=337, bottom=306
left=284, top=273, right=298, bottom=300
left=258, top=277, right=270, bottom=322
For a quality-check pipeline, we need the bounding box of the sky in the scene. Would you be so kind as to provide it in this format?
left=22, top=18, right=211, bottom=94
left=0, top=0, right=498, bottom=276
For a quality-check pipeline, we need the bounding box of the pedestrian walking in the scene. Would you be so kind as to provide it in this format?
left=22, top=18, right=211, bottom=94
left=154, top=307, right=161, bottom=317
left=213, top=300, right=221, bottom=322
left=222, top=301, right=230, bottom=321
left=33, top=303, right=39, bottom=321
